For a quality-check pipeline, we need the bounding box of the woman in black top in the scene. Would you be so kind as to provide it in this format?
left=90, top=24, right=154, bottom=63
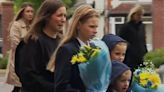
left=15, top=0, right=66, bottom=92
left=47, top=5, right=101, bottom=92
left=118, top=4, right=147, bottom=71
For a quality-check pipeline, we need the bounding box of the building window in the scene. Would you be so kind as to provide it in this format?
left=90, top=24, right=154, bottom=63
left=142, top=16, right=152, bottom=24
left=114, top=17, right=125, bottom=34
left=115, top=17, right=125, bottom=23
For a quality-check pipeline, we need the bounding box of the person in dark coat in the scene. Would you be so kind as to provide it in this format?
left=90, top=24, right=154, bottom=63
left=108, top=61, right=132, bottom=92
left=47, top=5, right=101, bottom=92
left=118, top=4, right=148, bottom=71
left=15, top=0, right=66, bottom=92
left=6, top=2, right=34, bottom=92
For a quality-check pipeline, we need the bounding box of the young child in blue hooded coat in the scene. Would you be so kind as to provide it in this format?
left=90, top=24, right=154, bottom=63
left=102, top=34, right=127, bottom=62
left=108, top=61, right=132, bottom=92
left=102, top=34, right=132, bottom=92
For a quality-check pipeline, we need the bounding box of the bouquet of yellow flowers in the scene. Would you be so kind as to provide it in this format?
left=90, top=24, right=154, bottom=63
left=132, top=62, right=164, bottom=92
left=71, top=45, right=101, bottom=64
left=71, top=40, right=111, bottom=92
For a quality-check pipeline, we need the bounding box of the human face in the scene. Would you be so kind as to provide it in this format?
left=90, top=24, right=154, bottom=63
left=110, top=42, right=127, bottom=62
left=113, top=70, right=131, bottom=92
left=48, top=6, right=66, bottom=33
left=132, top=11, right=143, bottom=22
left=78, top=17, right=99, bottom=43
left=23, top=6, right=34, bottom=22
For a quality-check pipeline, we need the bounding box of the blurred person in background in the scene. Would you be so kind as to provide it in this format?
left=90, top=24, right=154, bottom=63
left=118, top=4, right=147, bottom=72
left=5, top=2, right=34, bottom=92
left=15, top=0, right=66, bottom=92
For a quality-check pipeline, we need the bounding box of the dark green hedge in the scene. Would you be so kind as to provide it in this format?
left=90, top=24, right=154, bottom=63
left=0, top=55, right=8, bottom=69
left=144, top=48, right=164, bottom=68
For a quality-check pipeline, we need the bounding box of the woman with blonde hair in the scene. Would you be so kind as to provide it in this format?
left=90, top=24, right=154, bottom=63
left=15, top=0, right=66, bottom=92
left=127, top=4, right=144, bottom=23
left=6, top=2, right=34, bottom=92
left=48, top=4, right=111, bottom=92
left=118, top=4, right=147, bottom=72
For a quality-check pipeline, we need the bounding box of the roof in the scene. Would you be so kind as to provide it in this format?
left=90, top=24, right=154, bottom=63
left=108, top=3, right=152, bottom=17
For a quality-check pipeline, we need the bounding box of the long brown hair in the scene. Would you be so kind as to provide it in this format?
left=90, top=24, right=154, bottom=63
left=8, top=2, right=34, bottom=31
left=47, top=4, right=100, bottom=72
left=14, top=2, right=34, bottom=21
left=8, top=2, right=34, bottom=45
left=24, top=0, right=65, bottom=43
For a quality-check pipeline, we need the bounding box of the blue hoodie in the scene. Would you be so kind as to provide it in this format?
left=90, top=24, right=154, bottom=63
left=102, top=34, right=127, bottom=51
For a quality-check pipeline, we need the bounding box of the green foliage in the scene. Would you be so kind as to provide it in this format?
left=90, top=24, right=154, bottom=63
left=144, top=48, right=164, bottom=68
left=62, top=0, right=76, bottom=8
left=66, top=7, right=76, bottom=19
left=0, top=55, right=8, bottom=69
left=14, top=0, right=44, bottom=13
left=14, top=0, right=77, bottom=19
left=62, top=0, right=77, bottom=19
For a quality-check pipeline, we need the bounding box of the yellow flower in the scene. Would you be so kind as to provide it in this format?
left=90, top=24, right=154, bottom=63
left=91, top=49, right=99, bottom=57
left=134, top=61, right=161, bottom=89
left=71, top=55, right=79, bottom=64
left=83, top=45, right=91, bottom=50
left=70, top=45, right=101, bottom=64
left=77, top=53, right=87, bottom=63
left=140, top=79, right=147, bottom=87
left=139, top=72, right=149, bottom=80
left=149, top=74, right=161, bottom=88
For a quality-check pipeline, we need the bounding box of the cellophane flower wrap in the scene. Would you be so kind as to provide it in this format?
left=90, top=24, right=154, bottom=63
left=71, top=39, right=111, bottom=92
left=131, top=62, right=164, bottom=92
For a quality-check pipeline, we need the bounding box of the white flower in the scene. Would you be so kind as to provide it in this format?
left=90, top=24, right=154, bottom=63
left=134, top=69, right=141, bottom=77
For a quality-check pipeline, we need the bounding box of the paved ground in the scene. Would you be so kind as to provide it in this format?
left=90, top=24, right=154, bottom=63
left=0, top=70, right=13, bottom=92
left=0, top=69, right=164, bottom=92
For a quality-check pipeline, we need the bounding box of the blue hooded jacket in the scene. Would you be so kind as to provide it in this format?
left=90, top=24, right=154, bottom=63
left=102, top=34, right=127, bottom=52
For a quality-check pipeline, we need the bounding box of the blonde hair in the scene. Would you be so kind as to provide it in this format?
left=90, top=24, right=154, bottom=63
left=47, top=5, right=100, bottom=72
left=120, top=70, right=131, bottom=78
left=127, top=4, right=144, bottom=22
left=112, top=42, right=127, bottom=51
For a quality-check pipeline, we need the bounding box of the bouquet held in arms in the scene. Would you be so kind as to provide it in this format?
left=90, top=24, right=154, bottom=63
left=131, top=61, right=164, bottom=92
left=71, top=39, right=111, bottom=92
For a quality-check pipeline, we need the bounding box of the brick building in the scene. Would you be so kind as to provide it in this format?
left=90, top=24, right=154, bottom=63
left=108, top=3, right=153, bottom=51
left=0, top=1, right=14, bottom=55
left=107, top=0, right=164, bottom=50
left=152, top=0, right=164, bottom=49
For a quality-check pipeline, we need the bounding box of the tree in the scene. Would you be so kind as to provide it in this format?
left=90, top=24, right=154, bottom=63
left=14, top=0, right=44, bottom=12
left=62, top=0, right=77, bottom=19
left=14, top=0, right=77, bottom=18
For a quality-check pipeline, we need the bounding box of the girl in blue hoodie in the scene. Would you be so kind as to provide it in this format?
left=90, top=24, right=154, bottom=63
left=102, top=34, right=132, bottom=92
left=102, top=34, right=127, bottom=62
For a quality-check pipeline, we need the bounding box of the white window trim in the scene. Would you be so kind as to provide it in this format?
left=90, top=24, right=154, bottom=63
left=115, top=17, right=125, bottom=24
left=142, top=16, right=152, bottom=24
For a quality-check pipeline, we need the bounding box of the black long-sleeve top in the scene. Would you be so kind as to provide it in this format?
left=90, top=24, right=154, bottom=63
left=15, top=32, right=60, bottom=92
left=118, top=21, right=147, bottom=70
